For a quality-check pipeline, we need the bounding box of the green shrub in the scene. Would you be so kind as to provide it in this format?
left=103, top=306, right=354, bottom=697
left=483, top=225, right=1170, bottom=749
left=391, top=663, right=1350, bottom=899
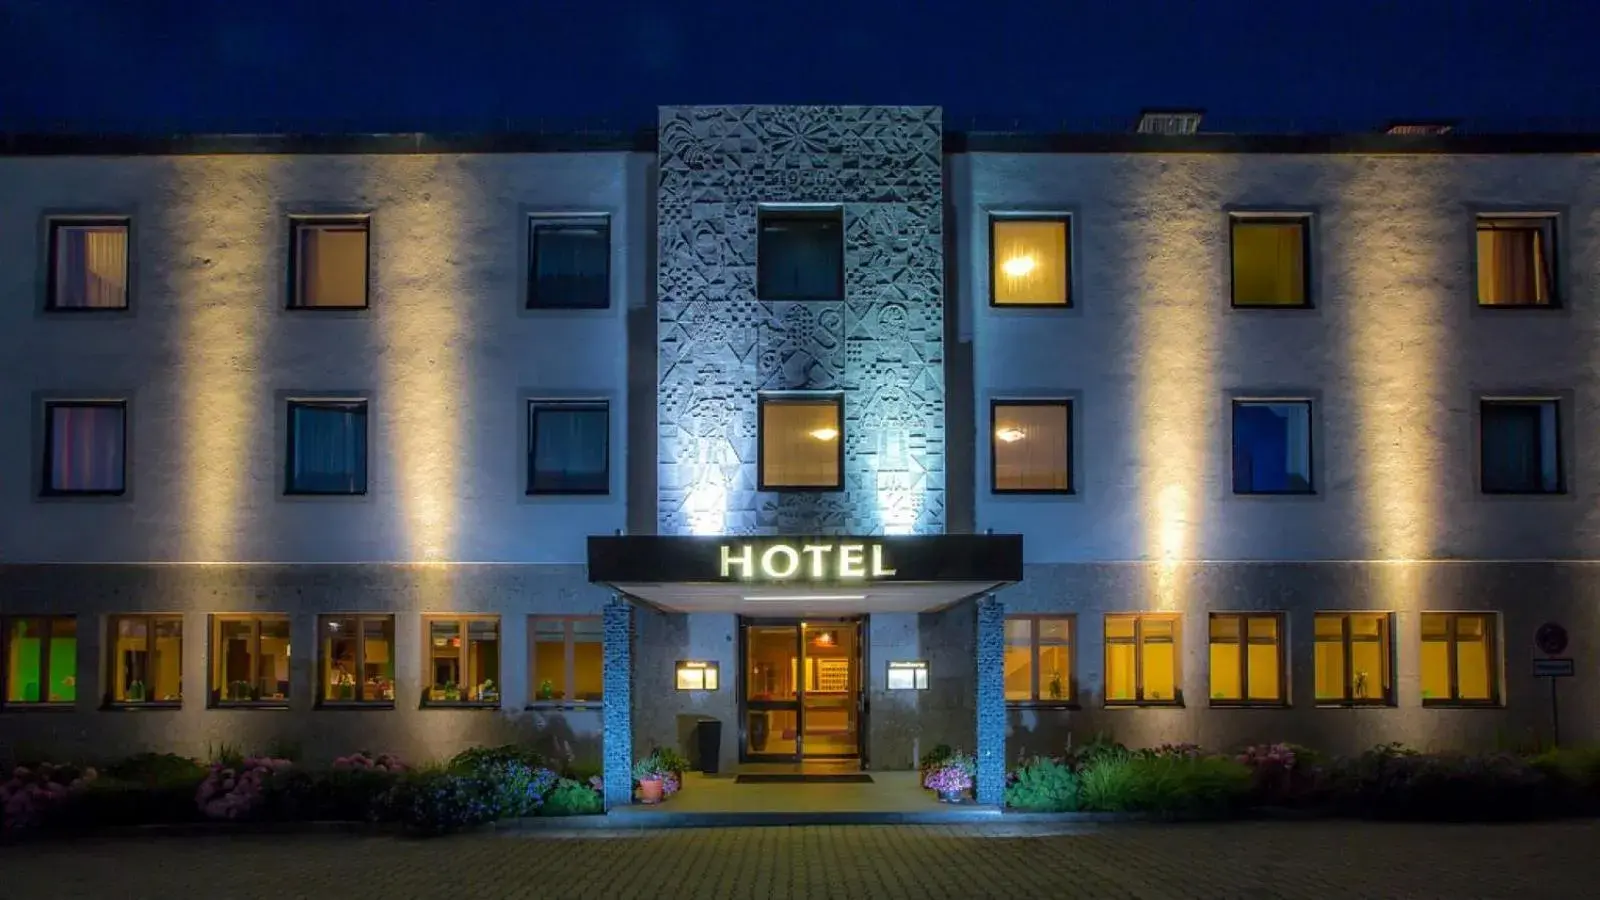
left=448, top=745, right=545, bottom=774
left=1064, top=733, right=1133, bottom=772
left=52, top=777, right=203, bottom=828
left=1530, top=745, right=1600, bottom=812
left=206, top=742, right=246, bottom=769
left=102, top=752, right=207, bottom=787
left=918, top=744, right=955, bottom=780
left=540, top=777, right=603, bottom=816
left=1327, top=749, right=1556, bottom=821
left=653, top=747, right=691, bottom=776
left=1004, top=757, right=1079, bottom=812
left=1080, top=755, right=1251, bottom=818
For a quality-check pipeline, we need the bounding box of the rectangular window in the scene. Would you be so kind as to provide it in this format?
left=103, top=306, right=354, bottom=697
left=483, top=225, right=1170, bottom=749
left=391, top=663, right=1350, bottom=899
left=528, top=219, right=609, bottom=309
left=992, top=401, right=1072, bottom=493
left=48, top=219, right=129, bottom=310
left=42, top=401, right=127, bottom=495
left=1477, top=216, right=1556, bottom=307
left=3, top=616, right=77, bottom=706
left=290, top=218, right=369, bottom=308
left=990, top=217, right=1070, bottom=306
left=1314, top=612, right=1393, bottom=705
left=210, top=615, right=291, bottom=706
left=317, top=615, right=395, bottom=705
left=1230, top=216, right=1310, bottom=307
left=1480, top=399, right=1562, bottom=494
left=424, top=616, right=501, bottom=705
left=1003, top=616, right=1075, bottom=703
left=528, top=401, right=609, bottom=495
left=1208, top=613, right=1285, bottom=705
left=1104, top=614, right=1182, bottom=705
left=1232, top=399, right=1313, bottom=494
left=286, top=399, right=368, bottom=495
left=757, top=208, right=843, bottom=301
left=530, top=616, right=604, bottom=703
left=107, top=614, right=182, bottom=705
left=758, top=394, right=843, bottom=491
left=1421, top=612, right=1499, bottom=705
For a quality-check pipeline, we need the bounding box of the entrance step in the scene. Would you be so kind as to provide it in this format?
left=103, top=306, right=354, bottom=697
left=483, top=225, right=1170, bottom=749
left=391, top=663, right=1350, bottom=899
left=601, top=806, right=1002, bottom=828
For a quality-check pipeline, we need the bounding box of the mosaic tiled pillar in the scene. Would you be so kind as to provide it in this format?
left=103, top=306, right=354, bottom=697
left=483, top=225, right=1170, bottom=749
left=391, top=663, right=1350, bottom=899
left=975, top=595, right=1006, bottom=805
left=602, top=598, right=633, bottom=808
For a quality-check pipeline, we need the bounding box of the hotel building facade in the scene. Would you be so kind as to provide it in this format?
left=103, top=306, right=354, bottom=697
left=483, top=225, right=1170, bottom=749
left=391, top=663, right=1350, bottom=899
left=2, top=106, right=1596, bottom=805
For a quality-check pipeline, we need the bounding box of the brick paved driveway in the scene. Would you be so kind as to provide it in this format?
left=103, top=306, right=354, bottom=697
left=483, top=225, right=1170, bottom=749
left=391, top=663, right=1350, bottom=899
left=2, top=820, right=1596, bottom=899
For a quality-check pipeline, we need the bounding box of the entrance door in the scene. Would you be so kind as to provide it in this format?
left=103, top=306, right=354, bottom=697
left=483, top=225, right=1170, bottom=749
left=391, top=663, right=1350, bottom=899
left=739, top=618, right=863, bottom=763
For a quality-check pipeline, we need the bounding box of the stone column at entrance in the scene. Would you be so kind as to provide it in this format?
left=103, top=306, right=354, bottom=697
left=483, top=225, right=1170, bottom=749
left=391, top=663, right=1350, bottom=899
left=975, top=595, right=1006, bottom=805
left=602, top=597, right=633, bottom=808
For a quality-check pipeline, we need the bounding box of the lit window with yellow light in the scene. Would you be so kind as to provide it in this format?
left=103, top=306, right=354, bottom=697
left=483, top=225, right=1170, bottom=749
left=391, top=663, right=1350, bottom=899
left=759, top=395, right=843, bottom=490
left=1230, top=215, right=1310, bottom=307
left=1314, top=612, right=1393, bottom=705
left=992, top=401, right=1071, bottom=493
left=1004, top=616, right=1074, bottom=703
left=1208, top=613, right=1284, bottom=705
left=1477, top=215, right=1557, bottom=307
left=424, top=616, right=502, bottom=706
left=316, top=615, right=395, bottom=705
left=1104, top=614, right=1181, bottom=705
left=47, top=218, right=130, bottom=310
left=107, top=614, right=182, bottom=705
left=210, top=614, right=291, bottom=706
left=3, top=616, right=77, bottom=706
left=1420, top=612, right=1499, bottom=705
left=531, top=616, right=604, bottom=703
left=991, top=217, right=1069, bottom=306
left=290, top=217, right=370, bottom=309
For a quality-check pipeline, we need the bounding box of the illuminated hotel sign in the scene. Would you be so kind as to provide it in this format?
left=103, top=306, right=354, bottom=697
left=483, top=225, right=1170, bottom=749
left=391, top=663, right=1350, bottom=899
left=719, top=542, right=897, bottom=581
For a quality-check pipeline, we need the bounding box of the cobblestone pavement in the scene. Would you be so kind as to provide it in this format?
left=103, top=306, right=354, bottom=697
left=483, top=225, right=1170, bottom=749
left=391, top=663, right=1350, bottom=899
left=2, top=820, right=1596, bottom=900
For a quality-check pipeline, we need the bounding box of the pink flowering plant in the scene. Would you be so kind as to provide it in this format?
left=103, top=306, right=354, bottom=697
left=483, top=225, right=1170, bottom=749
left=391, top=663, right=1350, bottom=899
left=1149, top=742, right=1204, bottom=761
left=924, top=751, right=977, bottom=798
left=1236, top=742, right=1320, bottom=807
left=195, top=757, right=293, bottom=820
left=1, top=764, right=97, bottom=832
left=333, top=752, right=408, bottom=773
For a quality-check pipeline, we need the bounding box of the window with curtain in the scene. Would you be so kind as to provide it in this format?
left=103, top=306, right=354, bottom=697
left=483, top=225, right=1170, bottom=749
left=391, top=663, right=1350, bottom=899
left=1004, top=616, right=1074, bottom=703
left=107, top=614, right=182, bottom=705
left=991, top=217, right=1070, bottom=306
left=759, top=395, right=843, bottom=490
left=316, top=615, right=395, bottom=705
left=1314, top=612, right=1393, bottom=705
left=291, top=218, right=369, bottom=308
left=528, top=401, right=609, bottom=494
left=1208, top=613, right=1285, bottom=705
left=1420, top=613, right=1499, bottom=705
left=48, top=220, right=129, bottom=309
left=758, top=209, right=843, bottom=300
left=424, top=616, right=501, bottom=705
left=1477, top=216, right=1556, bottom=306
left=1232, top=400, right=1313, bottom=494
left=1231, top=217, right=1310, bottom=307
left=3, top=616, right=76, bottom=705
left=530, top=616, right=604, bottom=703
left=286, top=400, right=368, bottom=494
left=1480, top=399, right=1561, bottom=494
left=1104, top=615, right=1182, bottom=705
left=992, top=401, right=1071, bottom=493
left=209, top=615, right=291, bottom=706
left=43, top=401, right=126, bottom=495
left=529, top=219, right=610, bottom=308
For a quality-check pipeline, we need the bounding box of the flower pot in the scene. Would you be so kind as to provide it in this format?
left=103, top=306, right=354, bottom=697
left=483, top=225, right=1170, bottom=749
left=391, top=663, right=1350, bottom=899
left=638, top=777, right=664, bottom=805
left=938, top=790, right=965, bottom=803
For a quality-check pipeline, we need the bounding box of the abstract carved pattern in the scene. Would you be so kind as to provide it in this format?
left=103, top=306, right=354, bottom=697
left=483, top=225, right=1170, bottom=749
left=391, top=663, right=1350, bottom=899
left=656, top=106, right=946, bottom=536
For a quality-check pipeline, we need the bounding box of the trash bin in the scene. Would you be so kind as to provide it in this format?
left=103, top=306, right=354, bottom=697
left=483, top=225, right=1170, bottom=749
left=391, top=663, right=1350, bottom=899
left=697, top=717, right=723, bottom=775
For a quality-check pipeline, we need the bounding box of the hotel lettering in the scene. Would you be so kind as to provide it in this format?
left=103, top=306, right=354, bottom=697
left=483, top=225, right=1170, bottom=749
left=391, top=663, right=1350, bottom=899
left=719, top=542, right=898, bottom=580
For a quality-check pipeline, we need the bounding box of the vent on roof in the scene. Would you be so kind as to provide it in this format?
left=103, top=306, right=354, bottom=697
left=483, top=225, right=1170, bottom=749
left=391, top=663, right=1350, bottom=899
left=1384, top=121, right=1456, bottom=136
left=1136, top=110, right=1204, bottom=135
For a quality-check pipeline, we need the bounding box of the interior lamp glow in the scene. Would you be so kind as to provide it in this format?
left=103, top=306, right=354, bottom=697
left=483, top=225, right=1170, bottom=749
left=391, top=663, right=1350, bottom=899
left=809, top=427, right=840, bottom=441
left=1001, top=255, right=1037, bottom=278
left=995, top=427, right=1026, bottom=443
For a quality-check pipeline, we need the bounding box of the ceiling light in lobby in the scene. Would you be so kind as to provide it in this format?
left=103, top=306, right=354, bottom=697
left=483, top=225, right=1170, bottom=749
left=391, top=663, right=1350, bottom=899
left=809, top=427, right=840, bottom=441
left=743, top=594, right=867, bottom=603
left=1001, top=255, right=1037, bottom=278
left=995, top=427, right=1026, bottom=443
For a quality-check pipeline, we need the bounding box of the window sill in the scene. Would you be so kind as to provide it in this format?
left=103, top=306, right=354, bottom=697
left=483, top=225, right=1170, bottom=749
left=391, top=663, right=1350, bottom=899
left=1315, top=701, right=1395, bottom=709
left=1475, top=302, right=1562, bottom=310
left=211, top=702, right=291, bottom=710
left=988, top=300, right=1073, bottom=310
left=526, top=700, right=604, bottom=711
left=525, top=489, right=612, bottom=497
left=104, top=701, right=182, bottom=711
left=43, top=305, right=132, bottom=314
left=1208, top=701, right=1290, bottom=709
left=524, top=302, right=611, bottom=312
left=992, top=488, right=1076, bottom=497
left=316, top=702, right=396, bottom=711
left=1421, top=700, right=1502, bottom=709
left=421, top=702, right=501, bottom=710
left=0, top=703, right=76, bottom=712
left=1005, top=701, right=1080, bottom=711
left=285, top=304, right=370, bottom=312
left=1229, top=302, right=1316, bottom=311
left=1103, top=700, right=1185, bottom=709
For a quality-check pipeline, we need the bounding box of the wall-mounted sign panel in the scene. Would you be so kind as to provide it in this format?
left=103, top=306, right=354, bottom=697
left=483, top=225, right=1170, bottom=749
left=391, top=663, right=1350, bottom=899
left=887, top=660, right=930, bottom=690
left=587, top=534, right=1023, bottom=586
left=676, top=660, right=720, bottom=691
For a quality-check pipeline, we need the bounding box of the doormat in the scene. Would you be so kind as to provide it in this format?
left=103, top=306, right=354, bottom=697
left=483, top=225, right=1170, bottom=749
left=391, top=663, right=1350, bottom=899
left=735, top=774, right=874, bottom=784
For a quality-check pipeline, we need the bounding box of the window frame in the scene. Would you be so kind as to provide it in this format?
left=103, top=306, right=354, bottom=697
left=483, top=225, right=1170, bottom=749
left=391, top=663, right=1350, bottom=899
left=287, top=215, right=372, bottom=311
left=45, top=216, right=132, bottom=312
left=1103, top=614, right=1184, bottom=707
left=1313, top=612, right=1396, bottom=707
left=990, top=399, right=1074, bottom=495
left=1478, top=396, right=1565, bottom=495
left=1228, top=212, right=1314, bottom=309
left=988, top=214, right=1073, bottom=309
left=1002, top=615, right=1077, bottom=707
left=1474, top=213, right=1560, bottom=309
left=1420, top=612, right=1502, bottom=707
left=1, top=615, right=77, bottom=709
left=756, top=392, right=846, bottom=493
left=526, top=216, right=611, bottom=310
left=527, top=615, right=605, bottom=707
left=1230, top=397, right=1316, bottom=496
left=314, top=614, right=396, bottom=708
left=1206, top=612, right=1288, bottom=707
left=421, top=614, right=503, bottom=708
left=40, top=399, right=128, bottom=498
left=207, top=614, right=292, bottom=709
left=526, top=399, right=611, bottom=496
left=756, top=206, right=845, bottom=302
left=104, top=613, right=183, bottom=708
left=284, top=398, right=370, bottom=496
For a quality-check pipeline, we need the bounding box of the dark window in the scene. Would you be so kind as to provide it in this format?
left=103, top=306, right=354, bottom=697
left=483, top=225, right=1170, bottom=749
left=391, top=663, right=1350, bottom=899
left=992, top=401, right=1072, bottom=493
left=2, top=616, right=77, bottom=706
left=47, top=219, right=129, bottom=310
left=290, top=218, right=369, bottom=308
left=106, top=614, right=183, bottom=705
left=317, top=615, right=396, bottom=705
left=1480, top=399, right=1561, bottom=494
left=1230, top=216, right=1311, bottom=307
left=286, top=400, right=368, bottom=495
left=758, top=395, right=844, bottom=491
left=42, top=401, right=126, bottom=496
left=1232, top=400, right=1313, bottom=494
left=528, top=219, right=610, bottom=309
left=528, top=401, right=610, bottom=494
left=1477, top=216, right=1556, bottom=307
left=758, top=209, right=843, bottom=301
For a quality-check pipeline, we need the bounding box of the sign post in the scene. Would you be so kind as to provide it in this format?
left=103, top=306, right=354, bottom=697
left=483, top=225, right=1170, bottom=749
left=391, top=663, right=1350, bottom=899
left=1533, top=623, right=1573, bottom=747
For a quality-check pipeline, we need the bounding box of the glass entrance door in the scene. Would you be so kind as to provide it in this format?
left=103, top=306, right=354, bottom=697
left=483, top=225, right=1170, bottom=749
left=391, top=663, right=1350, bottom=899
left=740, top=618, right=862, bottom=762
left=799, top=622, right=860, bottom=758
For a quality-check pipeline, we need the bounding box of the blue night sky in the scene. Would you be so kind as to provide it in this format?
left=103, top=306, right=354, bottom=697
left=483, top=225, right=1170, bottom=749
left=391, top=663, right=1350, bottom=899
left=2, top=0, right=1595, bottom=134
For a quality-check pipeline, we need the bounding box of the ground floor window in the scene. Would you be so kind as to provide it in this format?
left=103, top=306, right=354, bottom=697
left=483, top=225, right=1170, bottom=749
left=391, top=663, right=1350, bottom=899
left=3, top=616, right=77, bottom=705
left=1421, top=612, right=1499, bottom=705
left=530, top=616, right=603, bottom=703
left=1314, top=612, right=1393, bottom=704
left=1208, top=613, right=1285, bottom=705
left=317, top=615, right=395, bottom=705
left=1104, top=614, right=1181, bottom=705
left=210, top=615, right=291, bottom=706
left=1003, top=616, right=1074, bottom=703
left=424, top=616, right=501, bottom=705
left=107, top=614, right=182, bottom=705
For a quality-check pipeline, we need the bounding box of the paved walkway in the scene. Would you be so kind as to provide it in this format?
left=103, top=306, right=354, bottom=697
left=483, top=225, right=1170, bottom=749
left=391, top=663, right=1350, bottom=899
left=3, top=820, right=1597, bottom=899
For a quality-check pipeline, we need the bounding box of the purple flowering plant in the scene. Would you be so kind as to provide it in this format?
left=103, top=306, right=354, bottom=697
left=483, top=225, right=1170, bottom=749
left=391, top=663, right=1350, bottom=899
left=195, top=757, right=293, bottom=820
left=1, top=764, right=97, bottom=832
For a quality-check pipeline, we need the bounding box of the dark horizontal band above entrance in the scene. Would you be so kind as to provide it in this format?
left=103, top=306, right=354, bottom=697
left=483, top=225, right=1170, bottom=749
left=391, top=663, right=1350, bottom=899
left=586, top=534, right=1023, bottom=585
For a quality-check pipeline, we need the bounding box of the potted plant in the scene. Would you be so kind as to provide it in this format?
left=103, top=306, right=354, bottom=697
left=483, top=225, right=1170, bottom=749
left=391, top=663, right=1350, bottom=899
left=749, top=711, right=769, bottom=752
left=537, top=679, right=556, bottom=701
left=440, top=681, right=461, bottom=702
left=228, top=680, right=253, bottom=702
left=633, top=754, right=667, bottom=804
left=924, top=751, right=976, bottom=803
left=333, top=671, right=356, bottom=701
left=126, top=680, right=146, bottom=702
left=1047, top=671, right=1064, bottom=701
left=479, top=679, right=499, bottom=702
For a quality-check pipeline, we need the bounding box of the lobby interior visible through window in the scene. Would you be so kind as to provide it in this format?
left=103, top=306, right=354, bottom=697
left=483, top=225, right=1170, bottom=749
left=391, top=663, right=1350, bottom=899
left=758, top=394, right=844, bottom=491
